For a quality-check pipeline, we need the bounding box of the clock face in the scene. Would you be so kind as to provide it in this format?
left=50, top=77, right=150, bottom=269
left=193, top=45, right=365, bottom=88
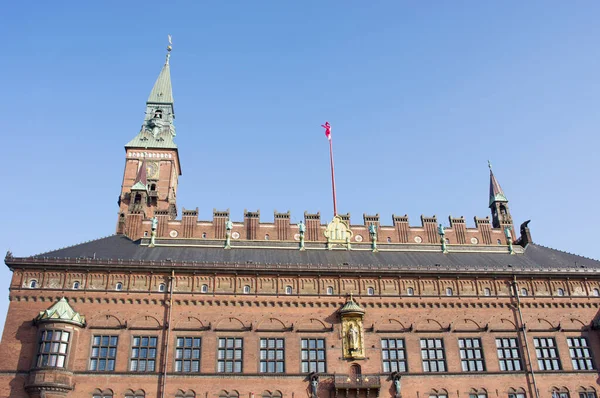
left=146, top=162, right=159, bottom=179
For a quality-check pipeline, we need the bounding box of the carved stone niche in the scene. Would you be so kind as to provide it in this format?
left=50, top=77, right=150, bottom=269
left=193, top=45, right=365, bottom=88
left=339, top=296, right=366, bottom=359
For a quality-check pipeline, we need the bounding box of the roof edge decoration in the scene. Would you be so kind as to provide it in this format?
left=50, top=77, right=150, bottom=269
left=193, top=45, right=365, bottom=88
left=35, top=297, right=86, bottom=327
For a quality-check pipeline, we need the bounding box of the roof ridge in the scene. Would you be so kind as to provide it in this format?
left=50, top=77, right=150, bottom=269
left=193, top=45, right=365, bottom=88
left=32, top=234, right=120, bottom=258
left=529, top=242, right=598, bottom=262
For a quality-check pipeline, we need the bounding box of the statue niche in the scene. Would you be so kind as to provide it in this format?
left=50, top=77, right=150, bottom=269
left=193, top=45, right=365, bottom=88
left=339, top=295, right=365, bottom=359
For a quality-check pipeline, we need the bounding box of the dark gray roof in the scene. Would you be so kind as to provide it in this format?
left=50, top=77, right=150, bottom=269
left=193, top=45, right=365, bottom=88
left=10, top=235, right=599, bottom=275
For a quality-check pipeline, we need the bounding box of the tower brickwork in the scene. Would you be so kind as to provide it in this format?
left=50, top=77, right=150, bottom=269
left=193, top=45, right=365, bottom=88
left=117, top=45, right=181, bottom=238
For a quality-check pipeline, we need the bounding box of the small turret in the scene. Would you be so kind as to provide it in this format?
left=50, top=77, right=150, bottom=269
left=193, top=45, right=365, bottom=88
left=488, top=161, right=513, bottom=230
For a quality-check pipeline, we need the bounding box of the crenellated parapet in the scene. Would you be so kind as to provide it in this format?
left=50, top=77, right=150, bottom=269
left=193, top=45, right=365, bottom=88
left=123, top=210, right=521, bottom=248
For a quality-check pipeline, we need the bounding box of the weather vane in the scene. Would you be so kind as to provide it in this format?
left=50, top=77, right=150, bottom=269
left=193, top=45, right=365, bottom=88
left=166, top=34, right=173, bottom=64
left=488, top=160, right=492, bottom=170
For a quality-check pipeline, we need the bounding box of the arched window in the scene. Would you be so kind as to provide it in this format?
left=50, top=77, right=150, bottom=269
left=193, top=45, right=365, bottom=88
left=578, top=387, right=598, bottom=398
left=285, top=286, right=292, bottom=295
left=387, top=237, right=392, bottom=243
left=218, top=391, right=240, bottom=398
left=593, top=288, right=600, bottom=297
left=243, top=285, right=251, bottom=294
left=29, top=279, right=38, bottom=288
left=446, top=287, right=453, bottom=296
left=261, top=391, right=282, bottom=398
left=200, top=284, right=208, bottom=293
left=73, top=281, right=80, bottom=289
left=202, top=232, right=207, bottom=239
left=115, top=282, right=123, bottom=291
left=520, top=288, right=528, bottom=297
left=484, top=288, right=491, bottom=296
left=551, top=387, right=570, bottom=398
left=265, top=234, right=270, bottom=240
left=406, top=287, right=414, bottom=296
left=367, top=287, right=375, bottom=296
left=175, top=390, right=196, bottom=398
left=507, top=387, right=526, bottom=398
left=326, top=286, right=334, bottom=295
left=134, top=193, right=142, bottom=204
left=154, top=109, right=163, bottom=119
left=149, top=183, right=156, bottom=191
left=92, top=389, right=113, bottom=398
left=497, top=239, right=502, bottom=245
left=124, top=389, right=144, bottom=398
left=158, top=283, right=166, bottom=292
left=468, top=389, right=488, bottom=398
left=429, top=389, right=449, bottom=398
left=557, top=288, right=565, bottom=297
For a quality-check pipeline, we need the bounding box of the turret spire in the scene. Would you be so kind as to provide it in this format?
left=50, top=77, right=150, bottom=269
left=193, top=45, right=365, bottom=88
left=488, top=160, right=508, bottom=207
left=488, top=161, right=513, bottom=229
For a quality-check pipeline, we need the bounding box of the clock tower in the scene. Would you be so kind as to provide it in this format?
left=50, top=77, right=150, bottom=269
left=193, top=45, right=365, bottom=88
left=116, top=41, right=181, bottom=237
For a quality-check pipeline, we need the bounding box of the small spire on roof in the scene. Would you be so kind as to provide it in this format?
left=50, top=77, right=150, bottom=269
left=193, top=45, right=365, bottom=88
left=131, top=158, right=148, bottom=191
left=489, top=161, right=508, bottom=206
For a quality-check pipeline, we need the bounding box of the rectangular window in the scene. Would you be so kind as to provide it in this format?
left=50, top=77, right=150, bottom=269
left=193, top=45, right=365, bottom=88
left=554, top=393, right=569, bottom=398
left=381, top=338, right=407, bottom=373
left=459, top=338, right=485, bottom=372
left=568, top=337, right=595, bottom=371
left=37, top=330, right=70, bottom=368
left=129, top=336, right=157, bottom=372
left=301, top=338, right=326, bottom=373
left=534, top=337, right=561, bottom=370
left=217, top=337, right=243, bottom=373
left=580, top=393, right=597, bottom=398
left=259, top=338, right=285, bottom=373
left=89, top=335, right=118, bottom=371
left=469, top=394, right=487, bottom=398
left=420, top=338, right=446, bottom=372
left=174, top=337, right=201, bottom=373
left=496, top=338, right=522, bottom=371
left=508, top=394, right=525, bottom=398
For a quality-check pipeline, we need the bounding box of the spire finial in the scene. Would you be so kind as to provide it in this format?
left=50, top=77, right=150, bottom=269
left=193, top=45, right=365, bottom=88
left=488, top=160, right=492, bottom=171
left=166, top=34, right=173, bottom=65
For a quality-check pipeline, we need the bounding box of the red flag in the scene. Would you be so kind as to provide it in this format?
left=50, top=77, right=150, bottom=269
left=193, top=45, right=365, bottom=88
left=321, top=121, right=331, bottom=141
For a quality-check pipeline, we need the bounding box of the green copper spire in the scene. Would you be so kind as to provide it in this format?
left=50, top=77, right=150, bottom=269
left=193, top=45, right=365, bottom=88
left=488, top=161, right=508, bottom=207
left=35, top=298, right=86, bottom=327
left=126, top=36, right=177, bottom=150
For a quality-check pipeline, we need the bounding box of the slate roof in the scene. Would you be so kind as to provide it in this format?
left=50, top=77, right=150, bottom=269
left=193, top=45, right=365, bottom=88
left=147, top=61, right=173, bottom=104
left=10, top=235, right=599, bottom=275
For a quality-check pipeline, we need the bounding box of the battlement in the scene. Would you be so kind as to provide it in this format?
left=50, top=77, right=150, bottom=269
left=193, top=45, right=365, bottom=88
left=123, top=208, right=517, bottom=247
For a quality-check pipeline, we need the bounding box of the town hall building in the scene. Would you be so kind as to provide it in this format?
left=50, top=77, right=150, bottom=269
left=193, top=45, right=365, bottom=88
left=1, top=44, right=599, bottom=398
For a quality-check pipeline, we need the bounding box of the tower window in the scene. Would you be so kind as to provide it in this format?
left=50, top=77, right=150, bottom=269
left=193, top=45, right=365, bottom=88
left=72, top=281, right=80, bottom=290
left=154, top=110, right=163, bottom=119
left=150, top=183, right=156, bottom=191
left=200, top=284, right=208, bottom=293
left=115, top=282, right=123, bottom=291
left=158, top=283, right=166, bottom=292
left=29, top=279, right=38, bottom=288
left=134, top=193, right=142, bottom=204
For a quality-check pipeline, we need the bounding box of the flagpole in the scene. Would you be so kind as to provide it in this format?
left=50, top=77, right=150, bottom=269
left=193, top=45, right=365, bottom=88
left=329, top=135, right=338, bottom=216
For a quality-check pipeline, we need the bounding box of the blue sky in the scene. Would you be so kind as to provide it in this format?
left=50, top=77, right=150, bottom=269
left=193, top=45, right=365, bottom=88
left=1, top=1, right=599, bottom=337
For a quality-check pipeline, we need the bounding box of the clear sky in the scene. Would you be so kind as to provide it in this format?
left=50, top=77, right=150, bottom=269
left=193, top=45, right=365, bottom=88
left=1, top=1, right=599, bottom=338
